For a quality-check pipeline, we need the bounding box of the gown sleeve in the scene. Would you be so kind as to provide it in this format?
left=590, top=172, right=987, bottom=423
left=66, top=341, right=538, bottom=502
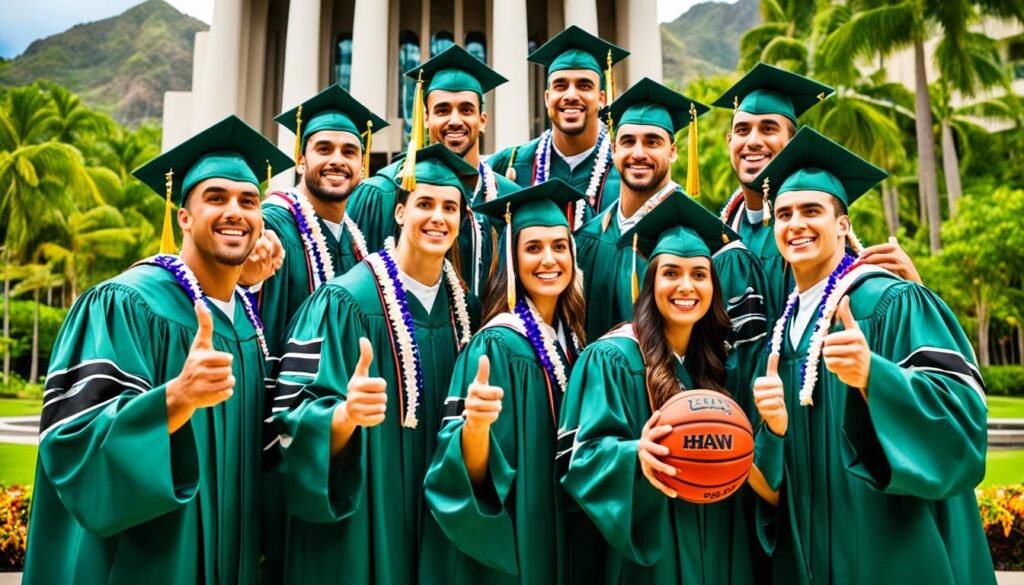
left=270, top=286, right=369, bottom=523
left=558, top=342, right=667, bottom=566
left=38, top=284, right=200, bottom=537
left=423, top=329, right=522, bottom=575
left=842, top=282, right=988, bottom=499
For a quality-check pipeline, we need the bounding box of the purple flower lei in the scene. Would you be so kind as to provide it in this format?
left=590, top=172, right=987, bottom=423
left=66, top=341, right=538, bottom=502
left=534, top=129, right=553, bottom=184
left=514, top=298, right=562, bottom=390
left=378, top=245, right=424, bottom=395
left=283, top=193, right=330, bottom=285
left=144, top=254, right=268, bottom=356
left=793, top=254, right=856, bottom=386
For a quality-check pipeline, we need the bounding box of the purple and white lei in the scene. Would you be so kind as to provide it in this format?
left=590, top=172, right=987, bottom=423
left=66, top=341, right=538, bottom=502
left=273, top=190, right=334, bottom=287
left=534, top=126, right=612, bottom=222
left=145, top=254, right=269, bottom=357
left=514, top=297, right=568, bottom=391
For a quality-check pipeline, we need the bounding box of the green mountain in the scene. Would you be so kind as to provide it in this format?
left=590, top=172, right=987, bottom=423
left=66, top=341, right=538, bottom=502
left=661, top=0, right=761, bottom=88
left=0, top=0, right=206, bottom=126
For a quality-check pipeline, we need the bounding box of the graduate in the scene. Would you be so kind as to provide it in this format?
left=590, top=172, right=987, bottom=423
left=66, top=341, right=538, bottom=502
left=270, top=144, right=482, bottom=585
left=749, top=127, right=995, bottom=585
left=258, top=84, right=388, bottom=356
left=420, top=179, right=586, bottom=583
left=348, top=44, right=519, bottom=295
left=557, top=196, right=756, bottom=584
left=488, top=25, right=627, bottom=219
left=23, top=116, right=291, bottom=584
left=576, top=77, right=771, bottom=373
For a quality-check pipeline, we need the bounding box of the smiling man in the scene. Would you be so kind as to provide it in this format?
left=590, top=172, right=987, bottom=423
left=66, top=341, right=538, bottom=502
left=488, top=25, right=628, bottom=222
left=23, top=116, right=291, bottom=584
left=749, top=127, right=994, bottom=585
left=347, top=45, right=519, bottom=295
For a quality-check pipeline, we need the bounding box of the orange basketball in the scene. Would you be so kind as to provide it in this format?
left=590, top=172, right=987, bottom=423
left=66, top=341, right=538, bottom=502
left=653, top=389, right=754, bottom=504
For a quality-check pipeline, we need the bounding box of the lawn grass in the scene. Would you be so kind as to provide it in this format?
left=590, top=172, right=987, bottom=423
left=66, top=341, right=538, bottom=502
left=0, top=443, right=37, bottom=486
left=0, top=398, right=42, bottom=418
left=988, top=396, right=1024, bottom=419
left=983, top=449, right=1024, bottom=488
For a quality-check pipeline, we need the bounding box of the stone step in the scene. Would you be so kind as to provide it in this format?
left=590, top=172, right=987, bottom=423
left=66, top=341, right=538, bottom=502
left=989, top=418, right=1024, bottom=431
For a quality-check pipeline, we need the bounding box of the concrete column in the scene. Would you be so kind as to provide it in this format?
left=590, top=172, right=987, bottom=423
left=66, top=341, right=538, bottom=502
left=195, top=0, right=243, bottom=127
left=492, top=0, right=530, bottom=147
left=161, top=92, right=194, bottom=151
left=276, top=0, right=324, bottom=158
left=351, top=0, right=391, bottom=123
left=563, top=0, right=598, bottom=34
left=622, top=0, right=662, bottom=84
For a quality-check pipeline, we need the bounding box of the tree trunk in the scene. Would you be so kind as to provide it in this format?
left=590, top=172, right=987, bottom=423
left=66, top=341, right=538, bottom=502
left=941, top=119, right=963, bottom=217
left=977, top=297, right=990, bottom=367
left=3, top=247, right=9, bottom=385
left=1018, top=324, right=1024, bottom=365
left=882, top=183, right=899, bottom=237
left=30, top=287, right=39, bottom=383
left=913, top=39, right=943, bottom=253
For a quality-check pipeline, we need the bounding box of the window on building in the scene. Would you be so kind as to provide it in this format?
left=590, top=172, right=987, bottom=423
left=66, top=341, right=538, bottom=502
left=333, top=34, right=353, bottom=89
left=431, top=31, right=455, bottom=57
left=1008, top=37, right=1024, bottom=80
left=398, top=30, right=421, bottom=140
left=465, top=32, right=486, bottom=62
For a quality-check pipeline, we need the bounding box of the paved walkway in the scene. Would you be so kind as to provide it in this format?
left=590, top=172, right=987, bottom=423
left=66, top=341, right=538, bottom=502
left=0, top=415, right=39, bottom=445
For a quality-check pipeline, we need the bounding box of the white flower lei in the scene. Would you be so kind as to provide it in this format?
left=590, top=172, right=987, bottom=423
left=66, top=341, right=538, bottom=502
left=534, top=126, right=612, bottom=214
left=522, top=298, right=568, bottom=390
left=477, top=161, right=499, bottom=203
left=720, top=188, right=746, bottom=231
left=343, top=213, right=369, bottom=259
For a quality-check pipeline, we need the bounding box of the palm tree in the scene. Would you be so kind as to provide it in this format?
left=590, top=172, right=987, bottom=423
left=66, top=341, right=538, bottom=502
left=820, top=0, right=1024, bottom=253
left=738, top=0, right=821, bottom=73
left=10, top=260, right=62, bottom=382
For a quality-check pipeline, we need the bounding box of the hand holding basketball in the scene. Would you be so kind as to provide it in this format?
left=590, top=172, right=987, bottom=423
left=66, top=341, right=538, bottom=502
left=340, top=337, right=387, bottom=428
left=823, top=296, right=871, bottom=389
left=464, top=355, right=504, bottom=432
left=638, top=410, right=678, bottom=499
left=753, top=354, right=787, bottom=436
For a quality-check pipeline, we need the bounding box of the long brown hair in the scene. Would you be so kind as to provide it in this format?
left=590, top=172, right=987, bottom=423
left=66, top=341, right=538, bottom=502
left=481, top=229, right=587, bottom=346
left=395, top=186, right=465, bottom=276
left=633, top=254, right=731, bottom=409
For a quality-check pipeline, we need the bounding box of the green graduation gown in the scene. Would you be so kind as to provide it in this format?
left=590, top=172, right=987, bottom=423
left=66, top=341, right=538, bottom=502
left=755, top=267, right=995, bottom=585
left=421, top=315, right=577, bottom=584
left=557, top=326, right=755, bottom=584
left=270, top=259, right=480, bottom=585
left=720, top=189, right=789, bottom=318
left=346, top=159, right=517, bottom=296
left=23, top=264, right=266, bottom=585
left=488, top=136, right=621, bottom=217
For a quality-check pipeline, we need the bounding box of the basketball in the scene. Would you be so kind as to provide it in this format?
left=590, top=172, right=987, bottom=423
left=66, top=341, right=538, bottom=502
left=653, top=389, right=754, bottom=504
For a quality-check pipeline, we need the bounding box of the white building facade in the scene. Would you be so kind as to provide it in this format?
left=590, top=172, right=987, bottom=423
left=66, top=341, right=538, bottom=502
left=162, top=0, right=664, bottom=177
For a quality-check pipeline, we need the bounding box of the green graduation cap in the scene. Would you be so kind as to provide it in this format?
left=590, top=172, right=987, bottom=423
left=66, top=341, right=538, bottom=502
left=407, top=44, right=508, bottom=104
left=619, top=189, right=738, bottom=303
left=751, top=126, right=889, bottom=211
left=606, top=77, right=709, bottom=137
left=473, top=178, right=585, bottom=311
left=712, top=62, right=834, bottom=123
left=275, top=83, right=388, bottom=172
left=132, top=115, right=292, bottom=253
left=396, top=143, right=479, bottom=199
left=528, top=25, right=629, bottom=91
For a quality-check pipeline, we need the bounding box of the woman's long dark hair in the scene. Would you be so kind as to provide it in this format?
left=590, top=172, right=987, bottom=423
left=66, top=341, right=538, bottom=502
left=633, top=254, right=731, bottom=409
left=481, top=228, right=587, bottom=346
left=395, top=186, right=465, bottom=277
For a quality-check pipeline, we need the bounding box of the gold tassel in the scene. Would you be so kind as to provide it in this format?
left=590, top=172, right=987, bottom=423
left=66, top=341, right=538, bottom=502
left=817, top=92, right=826, bottom=102
left=721, top=232, right=730, bottom=244
left=630, top=233, right=639, bottom=304
left=159, top=169, right=176, bottom=254
left=363, top=119, right=373, bottom=176
left=761, top=177, right=772, bottom=226
left=685, top=102, right=700, bottom=200
left=293, top=104, right=303, bottom=171
left=505, top=146, right=517, bottom=182
left=605, top=49, right=616, bottom=102
left=400, top=70, right=426, bottom=191
left=266, top=160, right=272, bottom=191
left=607, top=110, right=615, bottom=142
left=733, top=95, right=739, bottom=111
left=505, top=203, right=515, bottom=312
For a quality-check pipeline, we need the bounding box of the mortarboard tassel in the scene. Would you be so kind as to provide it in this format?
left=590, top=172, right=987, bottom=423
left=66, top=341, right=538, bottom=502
left=605, top=49, right=616, bottom=102
left=293, top=105, right=303, bottom=172
left=630, top=233, right=639, bottom=304
left=266, top=160, right=272, bottom=191
left=505, top=203, right=515, bottom=312
left=159, top=169, right=177, bottom=254
left=607, top=110, right=615, bottom=142
left=400, top=70, right=426, bottom=191
left=761, top=177, right=772, bottom=226
left=363, top=119, right=373, bottom=177
left=505, top=146, right=518, bottom=182
left=685, top=102, right=700, bottom=200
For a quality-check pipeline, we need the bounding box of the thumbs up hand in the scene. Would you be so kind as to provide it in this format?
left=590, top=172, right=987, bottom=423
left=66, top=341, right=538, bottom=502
left=753, top=354, right=788, bottom=436
left=166, top=302, right=236, bottom=431
left=463, top=355, right=504, bottom=432
left=823, top=296, right=871, bottom=389
left=339, top=337, right=388, bottom=428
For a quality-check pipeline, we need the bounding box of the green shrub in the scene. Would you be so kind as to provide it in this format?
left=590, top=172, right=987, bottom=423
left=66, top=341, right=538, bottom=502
left=0, top=373, right=43, bottom=400
left=982, top=366, right=1024, bottom=397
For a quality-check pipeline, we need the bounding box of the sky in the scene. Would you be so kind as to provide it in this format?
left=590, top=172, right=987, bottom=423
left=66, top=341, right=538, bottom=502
left=0, top=0, right=736, bottom=59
